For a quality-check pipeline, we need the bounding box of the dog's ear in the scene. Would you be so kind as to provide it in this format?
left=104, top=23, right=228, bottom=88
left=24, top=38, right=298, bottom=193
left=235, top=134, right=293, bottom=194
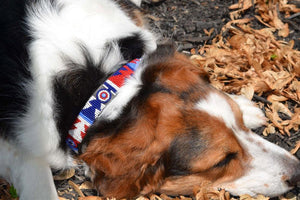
left=79, top=98, right=167, bottom=198
left=80, top=135, right=166, bottom=198
left=144, top=42, right=209, bottom=84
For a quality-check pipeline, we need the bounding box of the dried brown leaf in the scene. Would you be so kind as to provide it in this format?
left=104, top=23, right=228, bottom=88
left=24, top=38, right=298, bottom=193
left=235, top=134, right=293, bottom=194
left=79, top=181, right=94, bottom=190
left=159, top=194, right=174, bottom=200
left=136, top=196, right=149, bottom=200
left=241, top=85, right=254, bottom=100
left=271, top=102, right=292, bottom=117
left=229, top=0, right=253, bottom=20
left=204, top=28, right=214, bottom=37
left=263, top=124, right=276, bottom=136
left=150, top=194, right=162, bottom=200
left=267, top=95, right=288, bottom=102
left=53, top=168, right=75, bottom=181
left=291, top=141, right=300, bottom=155
left=272, top=6, right=289, bottom=37
left=286, top=108, right=300, bottom=131
left=78, top=197, right=104, bottom=200
left=265, top=108, right=284, bottom=131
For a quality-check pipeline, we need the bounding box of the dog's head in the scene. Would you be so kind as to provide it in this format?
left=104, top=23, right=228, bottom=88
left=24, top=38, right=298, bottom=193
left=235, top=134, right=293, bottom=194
left=80, top=44, right=300, bottom=198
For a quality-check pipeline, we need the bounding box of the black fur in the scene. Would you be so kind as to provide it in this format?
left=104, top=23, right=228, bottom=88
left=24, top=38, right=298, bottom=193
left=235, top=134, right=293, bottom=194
left=118, top=33, right=145, bottom=61
left=53, top=36, right=147, bottom=151
left=164, top=127, right=206, bottom=176
left=53, top=48, right=108, bottom=151
left=0, top=0, right=32, bottom=139
left=213, top=152, right=237, bottom=168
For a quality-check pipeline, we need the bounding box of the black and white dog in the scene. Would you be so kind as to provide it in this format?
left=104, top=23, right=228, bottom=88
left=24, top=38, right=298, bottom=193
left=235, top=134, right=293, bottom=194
left=0, top=0, right=299, bottom=199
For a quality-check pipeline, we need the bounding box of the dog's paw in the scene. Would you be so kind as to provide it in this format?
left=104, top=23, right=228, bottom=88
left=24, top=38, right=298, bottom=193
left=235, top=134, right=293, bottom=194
left=229, top=95, right=266, bottom=129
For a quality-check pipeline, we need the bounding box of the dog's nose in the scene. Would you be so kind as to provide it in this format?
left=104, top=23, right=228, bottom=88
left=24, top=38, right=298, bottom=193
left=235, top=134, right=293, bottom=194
left=287, top=167, right=300, bottom=187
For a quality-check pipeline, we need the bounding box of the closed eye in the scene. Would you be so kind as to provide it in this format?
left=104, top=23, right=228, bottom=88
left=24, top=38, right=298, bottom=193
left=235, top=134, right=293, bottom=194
left=213, top=152, right=237, bottom=168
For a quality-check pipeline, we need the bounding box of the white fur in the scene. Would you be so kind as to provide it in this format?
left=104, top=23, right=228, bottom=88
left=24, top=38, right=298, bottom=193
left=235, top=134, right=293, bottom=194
left=0, top=0, right=156, bottom=199
left=196, top=92, right=237, bottom=129
left=196, top=91, right=300, bottom=197
left=229, top=94, right=266, bottom=129
left=0, top=139, right=58, bottom=200
left=100, top=58, right=147, bottom=120
left=221, top=131, right=298, bottom=197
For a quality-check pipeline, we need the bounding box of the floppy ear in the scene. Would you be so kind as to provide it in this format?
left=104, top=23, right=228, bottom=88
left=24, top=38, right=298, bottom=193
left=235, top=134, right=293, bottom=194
left=80, top=133, right=166, bottom=198
left=79, top=97, right=167, bottom=198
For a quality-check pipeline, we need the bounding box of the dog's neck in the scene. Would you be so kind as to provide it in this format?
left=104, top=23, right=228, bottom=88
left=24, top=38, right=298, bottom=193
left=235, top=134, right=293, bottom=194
left=66, top=58, right=141, bottom=153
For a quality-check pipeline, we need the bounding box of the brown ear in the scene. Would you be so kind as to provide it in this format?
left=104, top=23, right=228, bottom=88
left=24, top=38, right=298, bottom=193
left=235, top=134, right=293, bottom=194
left=172, top=52, right=210, bottom=83
left=79, top=99, right=167, bottom=198
left=80, top=136, right=166, bottom=198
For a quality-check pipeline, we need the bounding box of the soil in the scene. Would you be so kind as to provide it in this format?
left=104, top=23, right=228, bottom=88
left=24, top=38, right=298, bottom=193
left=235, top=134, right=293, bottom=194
left=142, top=0, right=300, bottom=51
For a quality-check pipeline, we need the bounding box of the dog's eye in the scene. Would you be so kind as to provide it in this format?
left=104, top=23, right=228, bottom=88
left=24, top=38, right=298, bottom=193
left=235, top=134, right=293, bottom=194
left=213, top=152, right=237, bottom=168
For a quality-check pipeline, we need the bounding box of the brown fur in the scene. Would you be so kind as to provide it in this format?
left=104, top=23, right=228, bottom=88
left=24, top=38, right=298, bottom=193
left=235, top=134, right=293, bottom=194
left=80, top=52, right=249, bottom=198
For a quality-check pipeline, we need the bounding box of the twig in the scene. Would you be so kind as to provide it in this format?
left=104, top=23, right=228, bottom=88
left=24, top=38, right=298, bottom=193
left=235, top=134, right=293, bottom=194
left=287, top=12, right=300, bottom=20
left=68, top=180, right=85, bottom=197
left=252, top=94, right=272, bottom=105
left=283, top=18, right=300, bottom=31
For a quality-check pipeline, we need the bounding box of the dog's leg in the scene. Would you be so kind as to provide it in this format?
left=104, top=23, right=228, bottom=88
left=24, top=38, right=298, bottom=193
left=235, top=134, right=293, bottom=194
left=0, top=139, right=58, bottom=200
left=16, top=157, right=58, bottom=200
left=229, top=95, right=266, bottom=129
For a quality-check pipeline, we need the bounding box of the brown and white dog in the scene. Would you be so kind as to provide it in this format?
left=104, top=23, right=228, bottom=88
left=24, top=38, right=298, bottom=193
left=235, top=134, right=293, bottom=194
left=0, top=0, right=299, bottom=199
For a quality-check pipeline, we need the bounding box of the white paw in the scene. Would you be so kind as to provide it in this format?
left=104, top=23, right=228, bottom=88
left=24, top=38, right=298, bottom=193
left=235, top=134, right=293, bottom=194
left=229, top=95, right=266, bottom=129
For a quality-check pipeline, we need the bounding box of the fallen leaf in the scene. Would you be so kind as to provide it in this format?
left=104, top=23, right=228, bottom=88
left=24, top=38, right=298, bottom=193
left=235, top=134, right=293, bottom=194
left=263, top=124, right=276, bottom=136
left=290, top=141, right=300, bottom=155
left=271, top=102, right=292, bottom=118
left=53, top=168, right=75, bottom=181
left=78, top=197, right=103, bottom=200
left=79, top=181, right=94, bottom=190
left=267, top=95, right=288, bottom=102
left=241, top=85, right=254, bottom=100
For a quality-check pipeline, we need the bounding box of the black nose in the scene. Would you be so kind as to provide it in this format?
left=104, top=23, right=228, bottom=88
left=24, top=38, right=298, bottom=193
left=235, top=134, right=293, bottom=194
left=287, top=168, right=300, bottom=187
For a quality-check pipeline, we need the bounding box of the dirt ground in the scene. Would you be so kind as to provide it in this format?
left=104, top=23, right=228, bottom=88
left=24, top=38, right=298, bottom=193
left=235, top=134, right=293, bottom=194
left=142, top=0, right=300, bottom=50
left=1, top=0, right=299, bottom=200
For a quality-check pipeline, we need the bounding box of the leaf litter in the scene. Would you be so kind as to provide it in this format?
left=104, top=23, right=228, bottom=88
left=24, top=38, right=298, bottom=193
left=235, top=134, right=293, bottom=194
left=192, top=0, right=300, bottom=139
left=0, top=0, right=299, bottom=200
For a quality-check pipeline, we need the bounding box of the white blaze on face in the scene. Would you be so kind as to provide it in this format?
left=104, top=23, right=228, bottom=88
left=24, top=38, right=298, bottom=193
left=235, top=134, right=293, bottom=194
left=196, top=92, right=300, bottom=197
left=196, top=92, right=237, bottom=129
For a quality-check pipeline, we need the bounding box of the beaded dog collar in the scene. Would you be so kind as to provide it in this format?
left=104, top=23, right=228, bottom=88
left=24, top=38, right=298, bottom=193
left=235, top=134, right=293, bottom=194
left=66, top=58, right=141, bottom=153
